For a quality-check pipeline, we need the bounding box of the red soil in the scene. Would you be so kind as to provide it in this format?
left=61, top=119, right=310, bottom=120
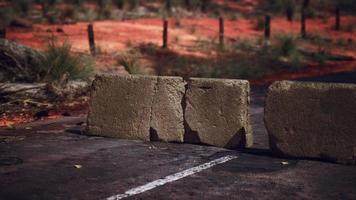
left=6, top=16, right=355, bottom=76
left=0, top=115, right=34, bottom=127
left=0, top=113, right=62, bottom=127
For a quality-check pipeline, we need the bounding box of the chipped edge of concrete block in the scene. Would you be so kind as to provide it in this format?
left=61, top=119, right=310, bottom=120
left=183, top=77, right=253, bottom=149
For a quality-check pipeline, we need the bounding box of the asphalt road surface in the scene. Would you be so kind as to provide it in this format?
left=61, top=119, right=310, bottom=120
left=1, top=72, right=356, bottom=200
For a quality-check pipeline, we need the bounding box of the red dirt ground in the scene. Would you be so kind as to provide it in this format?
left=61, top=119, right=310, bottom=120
left=6, top=15, right=355, bottom=77
left=6, top=16, right=355, bottom=54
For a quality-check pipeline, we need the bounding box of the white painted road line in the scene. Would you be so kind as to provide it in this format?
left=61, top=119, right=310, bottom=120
left=106, top=155, right=238, bottom=200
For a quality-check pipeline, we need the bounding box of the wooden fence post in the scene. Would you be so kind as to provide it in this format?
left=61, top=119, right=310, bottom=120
left=335, top=6, right=340, bottom=31
left=219, top=17, right=224, bottom=49
left=162, top=19, right=168, bottom=49
left=301, top=0, right=309, bottom=38
left=264, top=15, right=271, bottom=44
left=87, top=23, right=96, bottom=55
left=301, top=10, right=307, bottom=38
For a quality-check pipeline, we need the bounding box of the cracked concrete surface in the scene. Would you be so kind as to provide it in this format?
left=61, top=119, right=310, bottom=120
left=150, top=76, right=185, bottom=142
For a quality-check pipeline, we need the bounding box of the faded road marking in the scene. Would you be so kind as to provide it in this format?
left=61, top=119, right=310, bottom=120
left=106, top=155, right=238, bottom=200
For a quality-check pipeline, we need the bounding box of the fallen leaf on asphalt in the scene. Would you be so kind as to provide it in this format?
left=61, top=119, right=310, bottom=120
left=74, top=165, right=82, bottom=169
left=281, top=161, right=289, bottom=165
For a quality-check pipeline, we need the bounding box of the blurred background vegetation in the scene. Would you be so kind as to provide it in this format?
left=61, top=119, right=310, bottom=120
left=0, top=0, right=355, bottom=25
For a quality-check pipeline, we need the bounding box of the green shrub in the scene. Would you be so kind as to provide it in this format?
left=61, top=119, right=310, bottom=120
left=272, top=34, right=303, bottom=70
left=128, top=0, right=140, bottom=10
left=0, top=7, right=14, bottom=28
left=41, top=39, right=94, bottom=81
left=62, top=6, right=75, bottom=19
left=65, top=0, right=85, bottom=6
left=136, top=42, right=158, bottom=55
left=113, top=0, right=125, bottom=9
left=274, top=34, right=298, bottom=57
left=11, top=0, right=33, bottom=17
left=117, top=52, right=141, bottom=74
left=233, top=38, right=258, bottom=54
left=192, top=38, right=217, bottom=52
left=198, top=56, right=268, bottom=80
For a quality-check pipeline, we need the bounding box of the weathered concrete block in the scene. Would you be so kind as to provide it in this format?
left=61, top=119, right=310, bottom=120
left=87, top=75, right=156, bottom=141
left=265, top=81, right=356, bottom=164
left=150, top=76, right=185, bottom=142
left=87, top=75, right=185, bottom=142
left=184, top=78, right=253, bottom=149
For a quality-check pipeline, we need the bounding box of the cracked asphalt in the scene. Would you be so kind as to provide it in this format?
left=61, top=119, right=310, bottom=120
left=1, top=72, right=356, bottom=200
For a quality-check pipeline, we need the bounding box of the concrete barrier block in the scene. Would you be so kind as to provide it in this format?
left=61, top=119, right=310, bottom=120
left=87, top=75, right=185, bottom=142
left=265, top=81, right=356, bottom=164
left=87, top=75, right=156, bottom=141
left=184, top=78, right=253, bottom=149
left=150, top=76, right=185, bottom=142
